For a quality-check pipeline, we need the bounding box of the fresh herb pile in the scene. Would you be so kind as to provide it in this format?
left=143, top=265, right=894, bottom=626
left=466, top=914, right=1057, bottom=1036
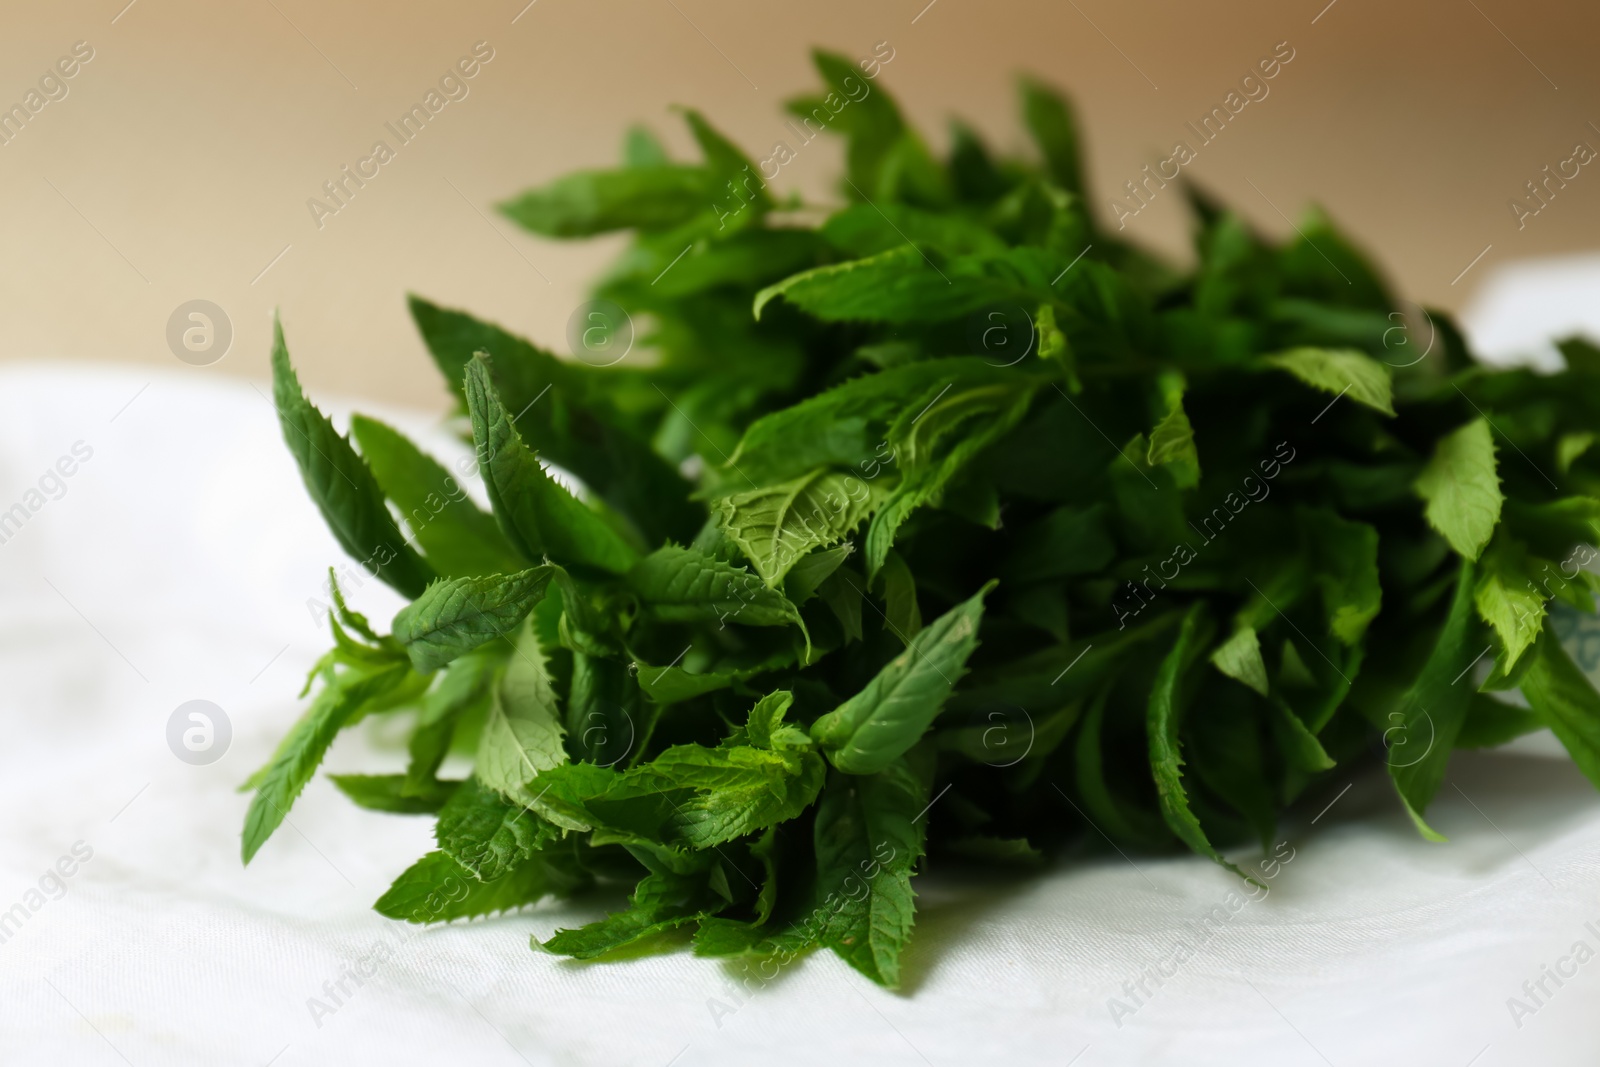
left=243, top=51, right=1600, bottom=989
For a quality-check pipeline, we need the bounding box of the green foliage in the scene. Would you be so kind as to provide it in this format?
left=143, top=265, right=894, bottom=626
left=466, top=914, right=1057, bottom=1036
left=248, top=53, right=1600, bottom=990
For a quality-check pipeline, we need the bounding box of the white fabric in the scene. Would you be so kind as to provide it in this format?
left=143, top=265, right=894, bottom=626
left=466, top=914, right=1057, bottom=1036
left=4, top=265, right=1600, bottom=1066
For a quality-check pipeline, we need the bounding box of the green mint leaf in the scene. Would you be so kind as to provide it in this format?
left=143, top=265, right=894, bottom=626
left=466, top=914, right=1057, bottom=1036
left=350, top=414, right=524, bottom=577
left=1145, top=372, right=1200, bottom=489
left=270, top=317, right=433, bottom=598
left=1146, top=604, right=1257, bottom=881
left=1301, top=508, right=1383, bottom=645
left=807, top=756, right=931, bottom=988
left=329, top=774, right=458, bottom=814
left=1020, top=78, right=1087, bottom=198
left=539, top=869, right=716, bottom=959
left=436, top=776, right=560, bottom=881
left=811, top=583, right=992, bottom=774
left=631, top=657, right=782, bottom=704
left=622, top=124, right=669, bottom=167
left=756, top=247, right=1061, bottom=325
left=744, top=690, right=796, bottom=750
left=1386, top=559, right=1484, bottom=841
left=864, top=379, right=1039, bottom=574
left=790, top=48, right=912, bottom=200
left=1210, top=624, right=1269, bottom=697
left=628, top=545, right=806, bottom=631
left=1268, top=698, right=1336, bottom=773
left=1415, top=418, right=1503, bottom=561
left=242, top=663, right=412, bottom=863
left=1073, top=686, right=1169, bottom=846
left=376, top=850, right=583, bottom=924
left=725, top=357, right=1012, bottom=485
left=463, top=355, right=641, bottom=575
left=498, top=164, right=715, bottom=236
left=871, top=550, right=923, bottom=645
left=393, top=567, right=554, bottom=673
left=566, top=652, right=644, bottom=768
left=624, top=743, right=825, bottom=849
left=1519, top=623, right=1600, bottom=790
left=1474, top=534, right=1548, bottom=672
left=475, top=619, right=567, bottom=797
left=681, top=107, right=771, bottom=220
left=1456, top=691, right=1542, bottom=749
left=821, top=202, right=1007, bottom=259
left=784, top=543, right=854, bottom=605
left=1262, top=347, right=1395, bottom=417
left=405, top=652, right=497, bottom=795
left=409, top=297, right=698, bottom=546
left=717, top=469, right=887, bottom=586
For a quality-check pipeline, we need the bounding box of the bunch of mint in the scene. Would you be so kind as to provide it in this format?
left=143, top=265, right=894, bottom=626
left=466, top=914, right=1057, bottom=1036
left=243, top=51, right=1600, bottom=988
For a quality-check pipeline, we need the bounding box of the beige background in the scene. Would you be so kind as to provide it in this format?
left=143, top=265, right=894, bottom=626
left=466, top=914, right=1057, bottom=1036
left=1, top=0, right=1597, bottom=410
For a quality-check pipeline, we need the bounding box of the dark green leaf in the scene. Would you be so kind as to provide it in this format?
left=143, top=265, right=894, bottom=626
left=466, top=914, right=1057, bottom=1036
left=463, top=356, right=641, bottom=575
left=270, top=319, right=432, bottom=598
left=812, top=583, right=992, bottom=773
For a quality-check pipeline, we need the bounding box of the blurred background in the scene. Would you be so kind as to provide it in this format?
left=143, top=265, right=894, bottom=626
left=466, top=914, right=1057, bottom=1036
left=1, top=0, right=1597, bottom=409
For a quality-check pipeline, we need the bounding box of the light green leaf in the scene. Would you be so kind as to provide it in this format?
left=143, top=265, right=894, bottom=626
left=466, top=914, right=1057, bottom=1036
left=539, top=869, right=715, bottom=958
left=682, top=108, right=771, bottom=217
left=633, top=659, right=771, bottom=704
left=408, top=297, right=698, bottom=547
left=242, top=663, right=412, bottom=863
left=526, top=735, right=822, bottom=851
left=744, top=691, right=797, bottom=750
left=1146, top=372, right=1199, bottom=489
left=1557, top=432, right=1595, bottom=474
left=1474, top=535, right=1547, bottom=672
left=624, top=743, right=825, bottom=849
left=1263, top=347, right=1395, bottom=416
left=476, top=619, right=567, bottom=797
left=1415, top=418, right=1502, bottom=561
left=689, top=755, right=932, bottom=989
left=1211, top=624, right=1268, bottom=697
left=725, top=357, right=1016, bottom=486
